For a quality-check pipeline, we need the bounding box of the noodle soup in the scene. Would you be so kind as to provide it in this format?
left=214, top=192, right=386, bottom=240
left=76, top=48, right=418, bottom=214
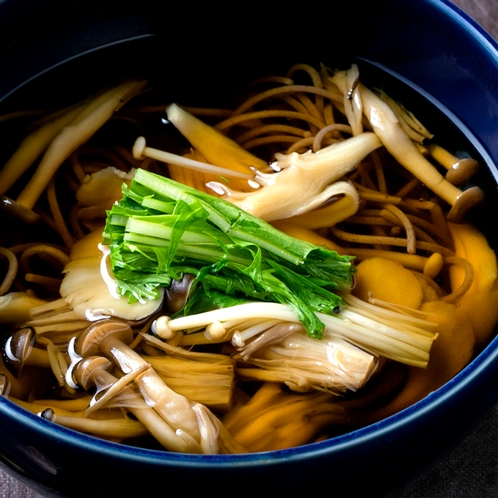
left=1, top=59, right=497, bottom=454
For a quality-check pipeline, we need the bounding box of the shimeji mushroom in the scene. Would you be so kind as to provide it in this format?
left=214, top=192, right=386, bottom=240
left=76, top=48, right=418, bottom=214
left=72, top=319, right=245, bottom=454
left=2, top=327, right=51, bottom=377
left=424, top=144, right=480, bottom=186
left=2, top=326, right=81, bottom=392
left=67, top=354, right=202, bottom=452
left=357, top=83, right=484, bottom=222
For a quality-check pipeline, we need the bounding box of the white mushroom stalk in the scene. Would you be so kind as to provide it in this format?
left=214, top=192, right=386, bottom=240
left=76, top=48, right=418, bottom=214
left=132, top=137, right=254, bottom=181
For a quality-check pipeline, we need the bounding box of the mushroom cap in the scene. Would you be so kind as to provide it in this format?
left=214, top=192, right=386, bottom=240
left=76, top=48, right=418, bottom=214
left=74, top=356, right=113, bottom=390
left=165, top=273, right=196, bottom=314
left=445, top=158, right=480, bottom=186
left=75, top=319, right=134, bottom=357
left=2, top=326, right=34, bottom=377
left=0, top=194, right=41, bottom=225
left=39, top=408, right=55, bottom=422
left=447, top=186, right=485, bottom=223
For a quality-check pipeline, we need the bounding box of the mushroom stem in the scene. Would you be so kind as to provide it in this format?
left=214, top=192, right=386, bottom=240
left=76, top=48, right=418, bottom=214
left=132, top=136, right=253, bottom=180
left=359, top=84, right=484, bottom=222
left=72, top=356, right=202, bottom=453
left=425, top=144, right=480, bottom=185
left=75, top=319, right=245, bottom=453
left=40, top=408, right=148, bottom=439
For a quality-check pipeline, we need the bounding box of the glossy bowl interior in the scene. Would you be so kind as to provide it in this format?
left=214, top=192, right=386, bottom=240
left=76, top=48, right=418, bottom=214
left=2, top=1, right=498, bottom=496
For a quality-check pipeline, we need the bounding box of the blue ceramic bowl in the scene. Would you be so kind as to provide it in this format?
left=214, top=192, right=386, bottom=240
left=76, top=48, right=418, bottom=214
left=1, top=1, right=498, bottom=496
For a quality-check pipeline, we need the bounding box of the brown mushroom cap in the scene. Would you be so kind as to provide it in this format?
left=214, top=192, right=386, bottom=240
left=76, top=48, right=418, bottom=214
left=445, top=158, right=480, bottom=186
left=39, top=408, right=56, bottom=422
left=75, top=319, right=134, bottom=358
left=74, top=356, right=113, bottom=391
left=2, top=326, right=35, bottom=376
left=0, top=194, right=42, bottom=225
left=165, top=273, right=196, bottom=314
left=447, top=186, right=486, bottom=223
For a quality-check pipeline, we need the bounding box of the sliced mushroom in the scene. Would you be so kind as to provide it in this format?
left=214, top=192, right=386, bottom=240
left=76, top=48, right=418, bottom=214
left=61, top=230, right=165, bottom=322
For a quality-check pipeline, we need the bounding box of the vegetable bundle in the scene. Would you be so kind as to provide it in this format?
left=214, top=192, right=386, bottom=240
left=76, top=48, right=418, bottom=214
left=103, top=168, right=355, bottom=338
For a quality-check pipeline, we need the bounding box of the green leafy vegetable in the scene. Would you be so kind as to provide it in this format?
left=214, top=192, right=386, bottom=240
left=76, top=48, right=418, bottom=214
left=103, top=168, right=355, bottom=338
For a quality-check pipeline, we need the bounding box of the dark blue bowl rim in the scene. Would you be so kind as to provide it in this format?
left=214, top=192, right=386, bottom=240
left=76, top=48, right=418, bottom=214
left=2, top=0, right=498, bottom=469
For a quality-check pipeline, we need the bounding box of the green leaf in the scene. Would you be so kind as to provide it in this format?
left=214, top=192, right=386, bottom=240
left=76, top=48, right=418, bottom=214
left=103, top=169, right=356, bottom=337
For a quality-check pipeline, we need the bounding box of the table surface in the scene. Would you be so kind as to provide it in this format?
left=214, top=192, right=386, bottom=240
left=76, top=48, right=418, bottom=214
left=2, top=0, right=498, bottom=496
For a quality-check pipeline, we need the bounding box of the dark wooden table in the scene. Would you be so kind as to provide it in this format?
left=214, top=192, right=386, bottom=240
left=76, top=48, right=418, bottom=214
left=1, top=0, right=498, bottom=496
